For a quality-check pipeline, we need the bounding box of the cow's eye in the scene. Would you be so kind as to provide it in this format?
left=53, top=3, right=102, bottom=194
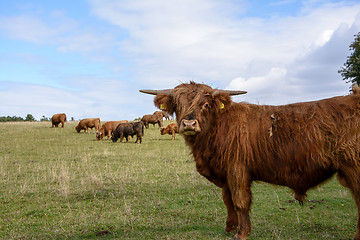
left=202, top=102, right=210, bottom=110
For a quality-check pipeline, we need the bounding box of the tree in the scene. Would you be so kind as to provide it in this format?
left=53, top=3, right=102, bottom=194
left=0, top=116, right=24, bottom=122
left=25, top=114, right=36, bottom=122
left=338, top=32, right=360, bottom=88
left=40, top=115, right=49, bottom=121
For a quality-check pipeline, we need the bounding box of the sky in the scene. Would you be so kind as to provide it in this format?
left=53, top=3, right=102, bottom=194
left=1, top=0, right=360, bottom=121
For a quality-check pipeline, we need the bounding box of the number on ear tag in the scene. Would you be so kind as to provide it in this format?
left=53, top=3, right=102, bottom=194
left=160, top=104, right=166, bottom=110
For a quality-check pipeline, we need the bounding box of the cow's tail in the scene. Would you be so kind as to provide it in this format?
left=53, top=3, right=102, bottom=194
left=141, top=121, right=144, bottom=135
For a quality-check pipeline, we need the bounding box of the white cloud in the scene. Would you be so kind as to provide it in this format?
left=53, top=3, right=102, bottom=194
left=315, top=29, right=334, bottom=47
left=0, top=12, right=115, bottom=56
left=228, top=67, right=287, bottom=93
left=227, top=67, right=291, bottom=104
left=89, top=0, right=360, bottom=90
left=57, top=32, right=114, bottom=53
left=0, top=15, right=57, bottom=43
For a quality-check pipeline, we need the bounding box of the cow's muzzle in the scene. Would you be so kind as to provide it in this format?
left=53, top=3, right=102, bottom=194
left=179, top=119, right=201, bottom=135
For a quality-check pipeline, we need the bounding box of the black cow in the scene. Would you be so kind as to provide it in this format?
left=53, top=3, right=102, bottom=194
left=111, top=121, right=144, bottom=144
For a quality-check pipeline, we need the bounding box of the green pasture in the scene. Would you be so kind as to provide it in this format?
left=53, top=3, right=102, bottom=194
left=0, top=121, right=357, bottom=239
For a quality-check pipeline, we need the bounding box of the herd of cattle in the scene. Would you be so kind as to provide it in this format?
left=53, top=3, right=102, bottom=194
left=50, top=111, right=178, bottom=143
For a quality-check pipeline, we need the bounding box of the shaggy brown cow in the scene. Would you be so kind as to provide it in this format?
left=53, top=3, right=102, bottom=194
left=96, top=120, right=128, bottom=140
left=160, top=123, right=178, bottom=140
left=51, top=113, right=67, bottom=128
left=141, top=113, right=163, bottom=128
left=154, top=110, right=170, bottom=120
left=140, top=82, right=360, bottom=240
left=75, top=118, right=100, bottom=133
left=111, top=121, right=144, bottom=143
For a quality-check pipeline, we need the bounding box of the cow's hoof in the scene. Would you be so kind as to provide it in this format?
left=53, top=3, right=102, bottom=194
left=232, top=233, right=247, bottom=240
left=225, top=224, right=238, bottom=233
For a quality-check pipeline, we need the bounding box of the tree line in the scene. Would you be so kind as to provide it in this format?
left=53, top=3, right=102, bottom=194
left=0, top=114, right=49, bottom=122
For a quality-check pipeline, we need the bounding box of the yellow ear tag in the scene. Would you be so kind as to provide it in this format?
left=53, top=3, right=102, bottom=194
left=220, top=102, right=225, bottom=109
left=160, top=104, right=166, bottom=110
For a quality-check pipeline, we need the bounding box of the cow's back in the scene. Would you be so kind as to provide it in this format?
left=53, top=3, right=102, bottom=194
left=102, top=120, right=127, bottom=132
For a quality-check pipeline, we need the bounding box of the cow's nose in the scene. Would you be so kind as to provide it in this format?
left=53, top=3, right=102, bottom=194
left=179, top=119, right=201, bottom=135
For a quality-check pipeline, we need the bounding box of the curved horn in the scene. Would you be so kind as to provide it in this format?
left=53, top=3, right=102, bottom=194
left=139, top=89, right=172, bottom=95
left=224, top=90, right=247, bottom=95
left=213, top=90, right=247, bottom=96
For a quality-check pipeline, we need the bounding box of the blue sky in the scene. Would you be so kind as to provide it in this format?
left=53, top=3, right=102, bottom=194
left=1, top=0, right=360, bottom=121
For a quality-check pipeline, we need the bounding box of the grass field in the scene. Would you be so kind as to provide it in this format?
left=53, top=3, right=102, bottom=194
left=0, top=121, right=357, bottom=239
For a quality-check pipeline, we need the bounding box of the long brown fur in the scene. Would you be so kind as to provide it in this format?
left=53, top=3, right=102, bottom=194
left=160, top=123, right=179, bottom=140
left=151, top=81, right=360, bottom=240
left=51, top=113, right=67, bottom=128
left=96, top=120, right=127, bottom=140
left=141, top=113, right=163, bottom=128
left=75, top=118, right=100, bottom=133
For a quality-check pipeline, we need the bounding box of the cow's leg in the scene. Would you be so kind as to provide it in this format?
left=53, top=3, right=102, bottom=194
left=222, top=185, right=238, bottom=232
left=228, top=173, right=252, bottom=240
left=356, top=199, right=360, bottom=240
left=61, top=121, right=64, bottom=128
left=172, top=131, right=175, bottom=140
left=349, top=187, right=360, bottom=240
left=107, top=131, right=111, bottom=140
left=337, top=171, right=360, bottom=240
left=233, top=192, right=252, bottom=240
left=135, top=134, right=141, bottom=143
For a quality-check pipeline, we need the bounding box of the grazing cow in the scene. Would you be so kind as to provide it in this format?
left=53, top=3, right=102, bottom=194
left=154, top=110, right=170, bottom=120
left=160, top=123, right=178, bottom=140
left=96, top=120, right=128, bottom=141
left=51, top=113, right=67, bottom=128
left=111, top=121, right=144, bottom=143
left=141, top=113, right=163, bottom=129
left=140, top=81, right=360, bottom=240
left=75, top=118, right=100, bottom=133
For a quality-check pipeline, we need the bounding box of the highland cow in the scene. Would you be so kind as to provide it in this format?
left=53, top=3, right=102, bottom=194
left=141, top=82, right=360, bottom=240
left=51, top=113, right=67, bottom=128
left=111, top=121, right=144, bottom=144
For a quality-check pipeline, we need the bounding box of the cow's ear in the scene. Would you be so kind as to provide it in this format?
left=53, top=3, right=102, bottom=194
left=154, top=93, right=175, bottom=115
left=212, top=90, right=232, bottom=110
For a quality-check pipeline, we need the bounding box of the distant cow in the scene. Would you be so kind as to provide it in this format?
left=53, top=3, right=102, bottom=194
left=111, top=121, right=144, bottom=144
left=160, top=123, right=178, bottom=140
left=51, top=113, right=67, bottom=128
left=75, top=118, right=100, bottom=133
left=154, top=110, right=170, bottom=120
left=141, top=113, right=163, bottom=129
left=96, top=120, right=128, bottom=140
left=141, top=81, right=360, bottom=240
